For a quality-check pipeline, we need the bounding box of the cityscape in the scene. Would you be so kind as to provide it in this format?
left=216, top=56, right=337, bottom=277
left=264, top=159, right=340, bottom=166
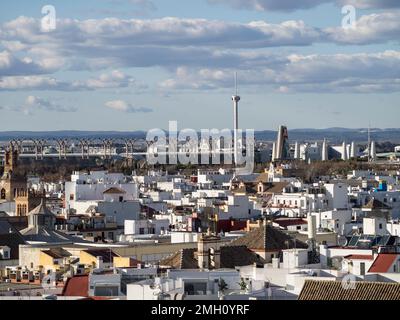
left=1, top=0, right=400, bottom=309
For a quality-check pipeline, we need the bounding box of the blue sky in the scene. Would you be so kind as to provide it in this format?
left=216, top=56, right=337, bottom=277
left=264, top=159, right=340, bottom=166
left=0, top=0, right=399, bottom=131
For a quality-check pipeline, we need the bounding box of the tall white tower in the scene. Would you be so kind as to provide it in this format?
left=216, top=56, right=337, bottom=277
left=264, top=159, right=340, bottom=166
left=322, top=139, right=328, bottom=161
left=232, top=72, right=240, bottom=165
left=294, top=142, right=300, bottom=160
left=370, top=141, right=376, bottom=161
left=342, top=141, right=348, bottom=161
left=271, top=142, right=276, bottom=162
left=350, top=141, right=356, bottom=159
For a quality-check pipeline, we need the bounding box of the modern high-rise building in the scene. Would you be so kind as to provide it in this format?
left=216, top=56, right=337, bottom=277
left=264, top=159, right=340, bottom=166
left=322, top=139, right=329, bottom=161
left=275, top=125, right=290, bottom=160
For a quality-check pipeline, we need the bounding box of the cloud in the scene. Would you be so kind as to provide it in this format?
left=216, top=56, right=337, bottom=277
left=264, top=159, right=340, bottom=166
left=159, top=51, right=400, bottom=93
left=0, top=70, right=146, bottom=91
left=0, top=76, right=63, bottom=91
left=105, top=99, right=153, bottom=113
left=72, top=70, right=146, bottom=90
left=1, top=14, right=400, bottom=93
left=0, top=96, right=76, bottom=114
left=129, top=0, right=157, bottom=11
left=336, top=0, right=400, bottom=9
left=26, top=95, right=77, bottom=112
left=325, top=11, right=400, bottom=44
left=0, top=14, right=398, bottom=70
left=0, top=50, right=58, bottom=76
left=207, top=0, right=400, bottom=11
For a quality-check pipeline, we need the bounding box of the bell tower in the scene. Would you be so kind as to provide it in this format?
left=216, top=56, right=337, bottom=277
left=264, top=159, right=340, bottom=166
left=4, top=144, right=19, bottom=176
left=1, top=143, right=27, bottom=202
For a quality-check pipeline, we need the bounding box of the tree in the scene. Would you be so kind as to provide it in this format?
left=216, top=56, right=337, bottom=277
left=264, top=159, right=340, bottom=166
left=218, top=278, right=228, bottom=292
left=238, top=278, right=247, bottom=291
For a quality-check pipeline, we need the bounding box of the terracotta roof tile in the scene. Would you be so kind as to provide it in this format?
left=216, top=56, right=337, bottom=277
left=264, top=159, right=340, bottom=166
left=368, top=254, right=399, bottom=273
left=299, top=280, right=400, bottom=300
left=62, top=275, right=88, bottom=297
left=230, top=223, right=308, bottom=251
left=344, top=254, right=374, bottom=260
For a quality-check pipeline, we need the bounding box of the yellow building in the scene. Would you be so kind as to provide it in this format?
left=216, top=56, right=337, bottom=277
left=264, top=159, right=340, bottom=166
left=39, top=248, right=71, bottom=272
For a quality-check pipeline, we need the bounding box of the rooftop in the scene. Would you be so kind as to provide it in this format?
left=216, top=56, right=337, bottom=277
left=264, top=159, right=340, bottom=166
left=299, top=280, right=400, bottom=300
left=368, top=253, right=399, bottom=273
left=230, top=223, right=308, bottom=251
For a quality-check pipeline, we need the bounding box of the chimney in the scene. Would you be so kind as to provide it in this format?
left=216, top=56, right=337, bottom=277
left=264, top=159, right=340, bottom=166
left=307, top=214, right=317, bottom=240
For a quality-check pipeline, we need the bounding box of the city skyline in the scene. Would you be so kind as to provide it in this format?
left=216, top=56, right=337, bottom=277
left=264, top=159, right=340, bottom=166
left=0, top=0, right=399, bottom=131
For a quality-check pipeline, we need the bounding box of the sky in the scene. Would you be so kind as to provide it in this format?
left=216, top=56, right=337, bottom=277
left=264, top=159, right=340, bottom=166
left=0, top=0, right=399, bottom=131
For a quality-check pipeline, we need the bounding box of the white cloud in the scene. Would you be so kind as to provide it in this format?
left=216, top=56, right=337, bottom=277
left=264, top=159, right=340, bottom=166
left=0, top=96, right=76, bottom=114
left=105, top=99, right=153, bottom=113
left=159, top=51, right=400, bottom=93
left=325, top=11, right=400, bottom=44
left=0, top=14, right=398, bottom=71
left=0, top=50, right=58, bottom=76
left=207, top=0, right=400, bottom=11
left=26, top=95, right=77, bottom=112
left=1, top=14, right=400, bottom=93
left=0, top=70, right=146, bottom=92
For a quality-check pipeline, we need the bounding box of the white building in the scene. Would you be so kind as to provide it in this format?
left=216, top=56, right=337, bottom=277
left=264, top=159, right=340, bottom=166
left=216, top=195, right=261, bottom=220
left=124, top=219, right=170, bottom=236
left=363, top=217, right=388, bottom=236
left=64, top=171, right=138, bottom=213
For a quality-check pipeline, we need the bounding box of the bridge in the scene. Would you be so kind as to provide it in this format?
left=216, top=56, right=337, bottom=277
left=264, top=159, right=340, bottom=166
left=0, top=138, right=148, bottom=160
left=0, top=138, right=238, bottom=161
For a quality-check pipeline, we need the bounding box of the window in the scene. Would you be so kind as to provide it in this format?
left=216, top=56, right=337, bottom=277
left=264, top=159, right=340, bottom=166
left=139, top=228, right=145, bottom=235
left=119, top=196, right=123, bottom=202
left=360, top=262, right=366, bottom=275
left=0, top=189, right=6, bottom=200
left=69, top=194, right=74, bottom=200
left=3, top=251, right=9, bottom=259
left=379, top=223, right=383, bottom=229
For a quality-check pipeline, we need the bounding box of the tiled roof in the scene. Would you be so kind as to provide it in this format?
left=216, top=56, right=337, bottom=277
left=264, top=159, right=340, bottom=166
left=62, top=275, right=88, bottom=297
left=263, top=182, right=290, bottom=194
left=41, top=248, right=71, bottom=259
left=363, top=198, right=391, bottom=210
left=299, top=280, right=400, bottom=300
left=368, top=253, right=399, bottom=273
left=274, top=219, right=307, bottom=228
left=0, top=221, right=26, bottom=259
left=159, top=245, right=265, bottom=269
left=0, top=216, right=28, bottom=231
left=28, top=200, right=54, bottom=216
left=83, top=249, right=119, bottom=263
left=230, top=223, right=308, bottom=251
left=344, top=254, right=374, bottom=260
left=103, top=187, right=126, bottom=194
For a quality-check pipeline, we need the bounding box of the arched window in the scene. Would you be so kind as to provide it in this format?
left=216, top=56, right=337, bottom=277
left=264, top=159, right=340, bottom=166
left=0, top=189, right=5, bottom=200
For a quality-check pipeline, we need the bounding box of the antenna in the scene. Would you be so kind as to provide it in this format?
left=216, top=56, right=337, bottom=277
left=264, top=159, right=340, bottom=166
left=234, top=71, right=238, bottom=96
left=368, top=122, right=371, bottom=162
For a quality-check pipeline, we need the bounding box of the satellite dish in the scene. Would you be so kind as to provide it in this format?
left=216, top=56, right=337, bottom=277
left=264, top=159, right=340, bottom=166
left=338, top=236, right=348, bottom=247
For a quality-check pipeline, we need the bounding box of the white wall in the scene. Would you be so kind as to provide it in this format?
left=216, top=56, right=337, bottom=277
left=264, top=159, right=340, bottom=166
left=363, top=217, right=387, bottom=236
left=97, top=201, right=140, bottom=226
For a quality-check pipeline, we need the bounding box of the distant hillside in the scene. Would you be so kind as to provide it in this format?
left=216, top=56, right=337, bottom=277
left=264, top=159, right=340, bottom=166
left=0, top=128, right=399, bottom=143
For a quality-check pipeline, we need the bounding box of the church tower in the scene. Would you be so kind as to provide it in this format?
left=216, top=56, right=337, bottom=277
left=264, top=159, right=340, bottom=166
left=0, top=143, right=27, bottom=202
